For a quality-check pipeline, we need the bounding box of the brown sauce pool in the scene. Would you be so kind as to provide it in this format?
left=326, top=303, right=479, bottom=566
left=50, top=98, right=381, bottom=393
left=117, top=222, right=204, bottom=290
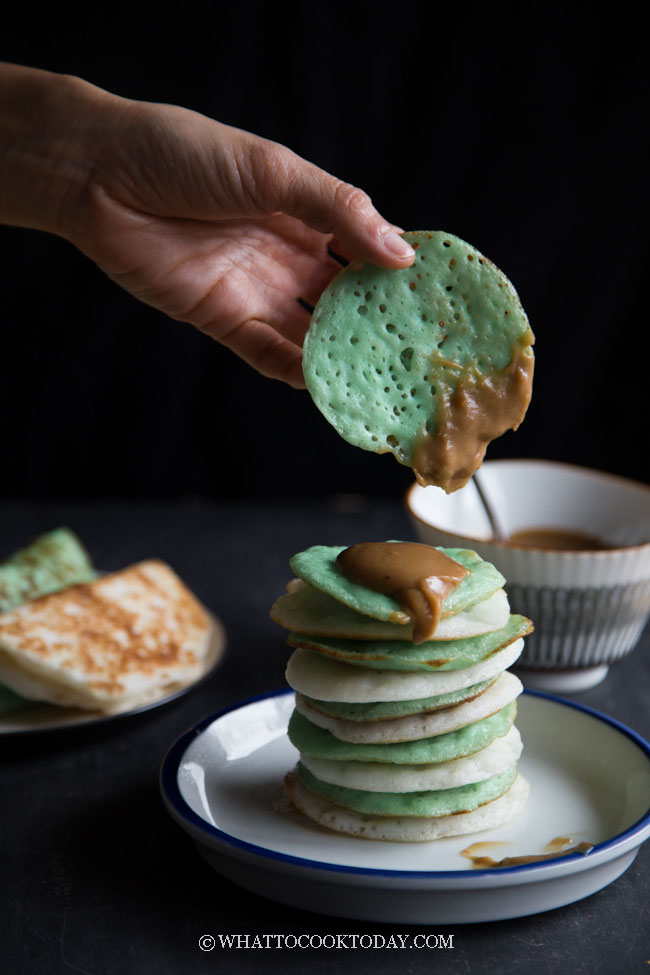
left=505, top=527, right=611, bottom=551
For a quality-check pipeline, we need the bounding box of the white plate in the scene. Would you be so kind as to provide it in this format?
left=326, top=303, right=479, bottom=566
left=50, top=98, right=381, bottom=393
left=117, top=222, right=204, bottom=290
left=0, top=615, right=226, bottom=737
left=160, top=689, right=650, bottom=924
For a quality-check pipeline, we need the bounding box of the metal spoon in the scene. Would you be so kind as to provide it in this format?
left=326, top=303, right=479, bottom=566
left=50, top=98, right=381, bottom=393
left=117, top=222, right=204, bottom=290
left=473, top=469, right=508, bottom=542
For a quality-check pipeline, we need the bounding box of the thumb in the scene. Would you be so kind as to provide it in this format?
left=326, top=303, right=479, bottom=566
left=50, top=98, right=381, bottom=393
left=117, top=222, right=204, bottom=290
left=243, top=136, right=416, bottom=269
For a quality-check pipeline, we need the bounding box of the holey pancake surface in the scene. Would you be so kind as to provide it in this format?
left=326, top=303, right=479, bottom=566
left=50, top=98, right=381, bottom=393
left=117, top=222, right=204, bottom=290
left=285, top=637, right=525, bottom=702
left=294, top=671, right=523, bottom=744
left=303, top=230, right=534, bottom=492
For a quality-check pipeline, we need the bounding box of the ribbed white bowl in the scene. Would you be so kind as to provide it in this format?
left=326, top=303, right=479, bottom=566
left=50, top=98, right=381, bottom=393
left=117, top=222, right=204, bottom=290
left=406, top=460, right=650, bottom=687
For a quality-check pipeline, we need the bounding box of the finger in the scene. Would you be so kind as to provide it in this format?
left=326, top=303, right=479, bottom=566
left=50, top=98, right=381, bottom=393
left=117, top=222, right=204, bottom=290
left=327, top=235, right=353, bottom=263
left=205, top=316, right=306, bottom=388
left=247, top=141, right=415, bottom=269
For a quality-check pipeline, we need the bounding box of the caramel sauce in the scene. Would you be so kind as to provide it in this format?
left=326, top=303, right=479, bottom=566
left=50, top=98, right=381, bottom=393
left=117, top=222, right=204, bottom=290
left=412, top=348, right=534, bottom=494
left=336, top=542, right=468, bottom=645
left=543, top=835, right=574, bottom=852
left=461, top=836, right=594, bottom=869
left=506, top=527, right=610, bottom=551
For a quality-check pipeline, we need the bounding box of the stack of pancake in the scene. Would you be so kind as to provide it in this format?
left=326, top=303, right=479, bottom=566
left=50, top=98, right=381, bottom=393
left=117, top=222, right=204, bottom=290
left=271, top=541, right=533, bottom=842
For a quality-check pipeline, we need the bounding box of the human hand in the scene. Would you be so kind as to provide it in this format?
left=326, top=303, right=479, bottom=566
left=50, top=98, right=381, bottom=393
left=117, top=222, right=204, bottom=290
left=0, top=67, right=415, bottom=387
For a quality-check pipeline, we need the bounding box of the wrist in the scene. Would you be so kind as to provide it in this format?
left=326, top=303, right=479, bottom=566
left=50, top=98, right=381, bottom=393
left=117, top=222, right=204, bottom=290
left=0, top=63, right=121, bottom=239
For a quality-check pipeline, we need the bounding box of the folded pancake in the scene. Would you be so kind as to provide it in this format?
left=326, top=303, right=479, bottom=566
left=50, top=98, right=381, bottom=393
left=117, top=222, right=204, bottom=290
left=0, top=528, right=96, bottom=613
left=271, top=581, right=510, bottom=641
left=300, top=724, right=522, bottom=792
left=0, top=559, right=216, bottom=711
left=294, top=672, right=522, bottom=744
left=293, top=762, right=518, bottom=817
left=300, top=675, right=497, bottom=722
left=287, top=614, right=532, bottom=672
left=288, top=544, right=505, bottom=626
left=285, top=638, right=525, bottom=703
left=288, top=701, right=517, bottom=765
left=285, top=770, right=530, bottom=842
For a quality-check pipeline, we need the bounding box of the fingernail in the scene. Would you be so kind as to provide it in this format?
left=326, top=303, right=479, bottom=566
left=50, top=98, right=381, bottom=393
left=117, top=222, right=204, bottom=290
left=383, top=231, right=415, bottom=260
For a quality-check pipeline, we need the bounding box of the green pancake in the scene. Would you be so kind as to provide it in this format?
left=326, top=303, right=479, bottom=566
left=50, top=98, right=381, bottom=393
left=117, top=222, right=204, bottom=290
left=0, top=684, right=30, bottom=716
left=299, top=677, right=496, bottom=722
left=303, top=230, right=534, bottom=490
left=0, top=528, right=96, bottom=613
left=271, top=583, right=411, bottom=639
left=288, top=614, right=532, bottom=672
left=295, top=762, right=518, bottom=817
left=288, top=700, right=517, bottom=764
left=289, top=543, right=505, bottom=624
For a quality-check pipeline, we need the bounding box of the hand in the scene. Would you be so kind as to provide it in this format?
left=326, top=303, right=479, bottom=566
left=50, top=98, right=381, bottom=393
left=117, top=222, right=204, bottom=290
left=1, top=66, right=415, bottom=386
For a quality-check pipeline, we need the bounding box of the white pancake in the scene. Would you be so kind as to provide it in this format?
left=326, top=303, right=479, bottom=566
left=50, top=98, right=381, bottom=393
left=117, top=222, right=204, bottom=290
left=285, top=771, right=530, bottom=842
left=300, top=724, right=522, bottom=792
left=285, top=637, right=525, bottom=703
left=274, top=581, right=510, bottom=641
left=435, top=587, right=509, bottom=639
left=294, top=672, right=522, bottom=743
left=0, top=560, right=218, bottom=711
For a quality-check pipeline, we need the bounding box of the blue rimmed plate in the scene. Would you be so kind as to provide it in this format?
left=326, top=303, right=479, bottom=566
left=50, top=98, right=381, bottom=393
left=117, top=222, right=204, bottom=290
left=160, top=689, right=650, bottom=924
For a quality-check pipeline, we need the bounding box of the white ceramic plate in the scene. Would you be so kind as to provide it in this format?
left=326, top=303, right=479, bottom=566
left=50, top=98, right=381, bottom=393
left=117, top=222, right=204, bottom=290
left=0, top=615, right=226, bottom=737
left=160, top=689, right=650, bottom=924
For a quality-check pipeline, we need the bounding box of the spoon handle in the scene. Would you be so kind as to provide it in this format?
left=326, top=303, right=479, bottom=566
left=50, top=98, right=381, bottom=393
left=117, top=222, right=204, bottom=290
left=473, top=469, right=508, bottom=542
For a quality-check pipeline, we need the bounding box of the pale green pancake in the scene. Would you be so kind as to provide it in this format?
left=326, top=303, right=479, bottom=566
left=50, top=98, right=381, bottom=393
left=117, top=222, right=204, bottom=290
left=271, top=581, right=509, bottom=641
left=0, top=684, right=30, bottom=716
left=289, top=544, right=505, bottom=624
left=286, top=770, right=529, bottom=841
left=295, top=672, right=522, bottom=744
left=295, top=762, right=518, bottom=817
left=0, top=528, right=96, bottom=613
left=285, top=638, right=525, bottom=703
left=287, top=614, right=532, bottom=672
left=300, top=676, right=496, bottom=722
left=303, top=230, right=534, bottom=483
left=300, top=725, right=523, bottom=792
left=287, top=700, right=517, bottom=764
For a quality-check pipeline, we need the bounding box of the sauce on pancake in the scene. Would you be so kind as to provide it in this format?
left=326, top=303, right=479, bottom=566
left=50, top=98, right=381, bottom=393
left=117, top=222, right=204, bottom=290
left=412, top=348, right=534, bottom=493
left=336, top=542, right=468, bottom=645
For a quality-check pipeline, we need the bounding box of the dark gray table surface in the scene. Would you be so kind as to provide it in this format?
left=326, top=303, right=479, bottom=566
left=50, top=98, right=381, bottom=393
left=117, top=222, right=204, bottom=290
left=1, top=497, right=649, bottom=975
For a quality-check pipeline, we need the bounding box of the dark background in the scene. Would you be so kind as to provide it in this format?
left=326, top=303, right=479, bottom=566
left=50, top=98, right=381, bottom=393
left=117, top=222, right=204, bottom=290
left=1, top=3, right=647, bottom=501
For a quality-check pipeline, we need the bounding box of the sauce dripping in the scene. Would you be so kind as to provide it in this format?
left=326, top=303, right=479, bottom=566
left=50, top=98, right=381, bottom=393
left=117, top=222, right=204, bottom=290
left=412, top=348, right=534, bottom=494
left=336, top=542, right=468, bottom=645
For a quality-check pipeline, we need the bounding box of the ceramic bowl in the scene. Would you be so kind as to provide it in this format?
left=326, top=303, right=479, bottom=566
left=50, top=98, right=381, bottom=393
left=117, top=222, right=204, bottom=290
left=406, top=460, right=650, bottom=691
